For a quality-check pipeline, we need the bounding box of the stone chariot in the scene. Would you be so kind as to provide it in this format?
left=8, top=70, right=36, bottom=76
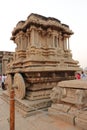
left=4, top=13, right=81, bottom=116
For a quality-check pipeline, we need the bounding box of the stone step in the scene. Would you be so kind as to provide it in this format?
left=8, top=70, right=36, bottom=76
left=61, top=97, right=77, bottom=104
left=2, top=91, right=52, bottom=117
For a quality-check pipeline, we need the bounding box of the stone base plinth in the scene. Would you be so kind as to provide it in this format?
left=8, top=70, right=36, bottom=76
left=48, top=104, right=75, bottom=125
left=75, top=112, right=87, bottom=130
left=48, top=103, right=87, bottom=129
left=2, top=91, right=52, bottom=117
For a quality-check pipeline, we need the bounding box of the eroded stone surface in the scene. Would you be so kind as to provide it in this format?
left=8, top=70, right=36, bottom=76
left=5, top=13, right=81, bottom=115
left=49, top=79, right=87, bottom=130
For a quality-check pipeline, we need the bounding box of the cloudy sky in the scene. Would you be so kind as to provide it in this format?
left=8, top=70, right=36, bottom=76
left=0, top=0, right=87, bottom=69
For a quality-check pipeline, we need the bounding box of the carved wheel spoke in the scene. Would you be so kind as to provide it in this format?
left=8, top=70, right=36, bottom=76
left=14, top=73, right=25, bottom=99
left=5, top=74, right=12, bottom=93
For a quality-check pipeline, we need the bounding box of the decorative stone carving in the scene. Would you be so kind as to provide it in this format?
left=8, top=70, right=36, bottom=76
left=14, top=73, right=26, bottom=99
left=4, top=13, right=81, bottom=116
left=50, top=87, right=62, bottom=103
left=76, top=89, right=86, bottom=107
left=50, top=87, right=66, bottom=103
left=49, top=80, right=87, bottom=130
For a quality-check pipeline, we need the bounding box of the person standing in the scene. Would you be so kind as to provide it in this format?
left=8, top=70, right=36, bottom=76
left=0, top=74, right=2, bottom=87
left=75, top=73, right=81, bottom=79
left=81, top=71, right=87, bottom=80
left=1, top=74, right=5, bottom=90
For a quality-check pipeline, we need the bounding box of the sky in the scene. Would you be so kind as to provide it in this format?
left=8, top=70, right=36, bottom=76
left=0, top=0, right=87, bottom=69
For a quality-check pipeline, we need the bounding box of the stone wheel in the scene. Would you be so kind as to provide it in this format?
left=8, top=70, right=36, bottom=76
left=14, top=73, right=25, bottom=99
left=5, top=74, right=13, bottom=93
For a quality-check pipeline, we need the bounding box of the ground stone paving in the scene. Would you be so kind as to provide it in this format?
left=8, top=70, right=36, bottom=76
left=0, top=88, right=82, bottom=130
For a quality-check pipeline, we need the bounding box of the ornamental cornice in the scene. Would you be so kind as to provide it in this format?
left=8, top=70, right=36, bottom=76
left=11, top=13, right=74, bottom=37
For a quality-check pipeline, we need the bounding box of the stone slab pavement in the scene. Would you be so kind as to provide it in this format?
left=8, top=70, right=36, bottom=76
left=0, top=88, right=82, bottom=130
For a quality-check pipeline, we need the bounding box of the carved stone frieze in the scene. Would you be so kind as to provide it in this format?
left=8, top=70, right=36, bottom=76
left=51, top=87, right=67, bottom=103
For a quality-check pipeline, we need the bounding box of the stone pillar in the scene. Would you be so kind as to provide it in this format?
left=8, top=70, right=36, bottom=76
left=63, top=34, right=67, bottom=50
left=52, top=35, right=55, bottom=48
left=35, top=30, right=39, bottom=47
left=47, top=28, right=52, bottom=48
left=68, top=37, right=70, bottom=50
left=21, top=32, right=27, bottom=50
left=57, top=36, right=59, bottom=48
left=30, top=26, right=36, bottom=47
left=53, top=35, right=58, bottom=48
left=64, top=38, right=67, bottom=50
left=56, top=36, right=59, bottom=48
left=18, top=31, right=23, bottom=50
left=26, top=28, right=31, bottom=49
left=25, top=34, right=28, bottom=49
left=15, top=35, right=21, bottom=51
left=18, top=31, right=28, bottom=51
left=58, top=33, right=63, bottom=49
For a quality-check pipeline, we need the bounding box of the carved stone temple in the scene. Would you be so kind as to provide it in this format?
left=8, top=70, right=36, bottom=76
left=4, top=13, right=81, bottom=116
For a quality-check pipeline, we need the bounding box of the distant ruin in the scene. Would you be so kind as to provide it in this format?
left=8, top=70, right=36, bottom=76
left=0, top=51, right=13, bottom=75
left=4, top=13, right=81, bottom=116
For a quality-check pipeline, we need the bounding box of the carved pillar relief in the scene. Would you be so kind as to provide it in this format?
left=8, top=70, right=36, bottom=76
left=52, top=30, right=59, bottom=48
left=54, top=36, right=57, bottom=48
left=26, top=29, right=31, bottom=49
left=37, top=30, right=45, bottom=48
left=47, top=28, right=52, bottom=48
left=68, top=36, right=70, bottom=50
left=30, top=26, right=36, bottom=47
left=38, top=28, right=47, bottom=48
left=53, top=35, right=59, bottom=48
left=21, top=32, right=28, bottom=50
left=42, top=30, right=47, bottom=48
left=47, top=35, right=52, bottom=48
left=52, top=35, right=55, bottom=48
left=63, top=34, right=70, bottom=51
left=34, top=30, right=39, bottom=47
left=38, top=32, right=42, bottom=48
left=58, top=33, right=63, bottom=49
left=15, top=34, right=21, bottom=51
left=63, top=35, right=67, bottom=50
left=14, top=31, right=28, bottom=59
left=18, top=31, right=26, bottom=50
left=19, top=32, right=23, bottom=50
left=16, top=31, right=24, bottom=51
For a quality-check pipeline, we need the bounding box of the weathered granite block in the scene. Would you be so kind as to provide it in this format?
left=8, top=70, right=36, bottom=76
left=49, top=107, right=75, bottom=125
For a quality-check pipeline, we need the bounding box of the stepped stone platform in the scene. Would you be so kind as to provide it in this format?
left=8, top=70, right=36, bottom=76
left=2, top=90, right=51, bottom=117
left=48, top=79, right=87, bottom=130
left=0, top=88, right=82, bottom=130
